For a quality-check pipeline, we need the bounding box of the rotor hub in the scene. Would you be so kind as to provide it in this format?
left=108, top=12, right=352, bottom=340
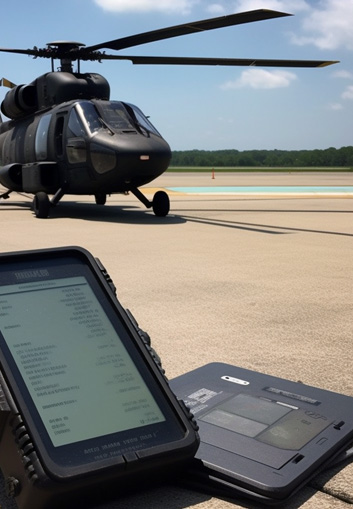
left=46, top=42, right=86, bottom=72
left=46, top=41, right=86, bottom=51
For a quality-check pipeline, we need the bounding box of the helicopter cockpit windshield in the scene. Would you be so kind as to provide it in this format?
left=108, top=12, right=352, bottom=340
left=71, top=100, right=161, bottom=138
left=70, top=101, right=134, bottom=137
left=98, top=101, right=162, bottom=137
left=97, top=102, right=136, bottom=132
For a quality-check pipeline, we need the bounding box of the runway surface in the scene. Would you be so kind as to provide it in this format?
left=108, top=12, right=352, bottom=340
left=0, top=171, right=352, bottom=508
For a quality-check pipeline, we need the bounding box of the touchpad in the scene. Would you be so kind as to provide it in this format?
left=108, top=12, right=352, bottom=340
left=199, top=394, right=331, bottom=469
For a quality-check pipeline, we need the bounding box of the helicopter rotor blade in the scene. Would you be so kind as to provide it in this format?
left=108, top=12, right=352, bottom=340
left=85, top=9, right=291, bottom=53
left=0, top=9, right=337, bottom=71
left=0, top=77, right=17, bottom=88
left=95, top=54, right=339, bottom=68
left=0, top=47, right=41, bottom=58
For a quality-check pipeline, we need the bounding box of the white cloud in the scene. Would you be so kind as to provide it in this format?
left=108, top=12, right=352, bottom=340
left=234, top=1, right=353, bottom=52
left=206, top=4, right=226, bottom=15
left=93, top=0, right=312, bottom=17
left=232, top=0, right=309, bottom=13
left=217, top=116, right=234, bottom=124
left=332, top=70, right=353, bottom=80
left=327, top=102, right=343, bottom=110
left=342, top=85, right=353, bottom=100
left=290, top=0, right=353, bottom=51
left=94, top=0, right=198, bottom=15
left=221, top=68, right=297, bottom=89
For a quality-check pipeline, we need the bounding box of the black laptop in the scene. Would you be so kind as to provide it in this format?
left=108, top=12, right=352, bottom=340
left=171, top=362, right=353, bottom=505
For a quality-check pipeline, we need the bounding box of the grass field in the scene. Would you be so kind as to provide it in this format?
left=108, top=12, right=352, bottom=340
left=167, top=166, right=353, bottom=172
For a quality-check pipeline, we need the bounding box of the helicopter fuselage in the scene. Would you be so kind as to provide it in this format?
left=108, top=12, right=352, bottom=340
left=0, top=72, right=171, bottom=216
left=0, top=98, right=171, bottom=195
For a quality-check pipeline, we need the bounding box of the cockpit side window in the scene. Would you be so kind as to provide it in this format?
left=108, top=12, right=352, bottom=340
left=66, top=108, right=87, bottom=164
left=78, top=102, right=102, bottom=134
left=68, top=102, right=103, bottom=138
left=68, top=108, right=85, bottom=138
left=123, top=103, right=161, bottom=136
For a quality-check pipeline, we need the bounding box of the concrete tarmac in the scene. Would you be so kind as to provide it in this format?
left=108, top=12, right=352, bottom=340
left=0, top=172, right=352, bottom=508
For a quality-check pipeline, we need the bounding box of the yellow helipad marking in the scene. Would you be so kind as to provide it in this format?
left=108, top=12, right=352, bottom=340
left=141, top=187, right=184, bottom=196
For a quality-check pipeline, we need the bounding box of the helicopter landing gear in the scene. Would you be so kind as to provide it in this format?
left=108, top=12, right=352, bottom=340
left=152, top=190, right=170, bottom=217
left=33, top=192, right=51, bottom=218
left=95, top=193, right=106, bottom=205
left=33, top=187, right=66, bottom=217
left=130, top=187, right=170, bottom=217
left=0, top=190, right=12, bottom=200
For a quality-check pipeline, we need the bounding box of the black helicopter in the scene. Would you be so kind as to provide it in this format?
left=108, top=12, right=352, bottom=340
left=0, top=9, right=337, bottom=218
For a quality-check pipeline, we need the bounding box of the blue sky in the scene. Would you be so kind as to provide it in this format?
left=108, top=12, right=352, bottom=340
left=1, top=0, right=352, bottom=151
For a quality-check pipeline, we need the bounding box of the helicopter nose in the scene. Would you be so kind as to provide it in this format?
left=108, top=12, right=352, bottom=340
left=89, top=133, right=171, bottom=185
left=90, top=141, right=117, bottom=174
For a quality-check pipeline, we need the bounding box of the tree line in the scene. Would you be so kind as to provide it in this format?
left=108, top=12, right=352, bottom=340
left=170, top=146, right=353, bottom=168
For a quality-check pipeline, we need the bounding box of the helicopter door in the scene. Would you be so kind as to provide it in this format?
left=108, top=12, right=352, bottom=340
left=35, top=114, right=52, bottom=161
left=54, top=116, right=65, bottom=158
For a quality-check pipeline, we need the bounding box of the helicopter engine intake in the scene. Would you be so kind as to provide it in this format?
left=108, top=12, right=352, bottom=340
left=1, top=84, right=37, bottom=120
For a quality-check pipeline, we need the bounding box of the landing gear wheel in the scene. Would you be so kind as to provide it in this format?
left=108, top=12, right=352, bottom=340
left=95, top=193, right=106, bottom=205
left=33, top=192, right=50, bottom=218
left=152, top=191, right=170, bottom=217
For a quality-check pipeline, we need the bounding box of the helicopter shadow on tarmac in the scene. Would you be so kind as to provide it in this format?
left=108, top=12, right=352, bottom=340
left=177, top=212, right=353, bottom=237
left=49, top=200, right=187, bottom=225
left=2, top=194, right=352, bottom=236
left=47, top=199, right=353, bottom=237
left=0, top=194, right=184, bottom=225
left=169, top=195, right=353, bottom=237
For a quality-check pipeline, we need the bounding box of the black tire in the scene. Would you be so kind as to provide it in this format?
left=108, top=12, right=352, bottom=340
left=33, top=192, right=50, bottom=218
left=95, top=193, right=106, bottom=205
left=152, top=191, right=170, bottom=217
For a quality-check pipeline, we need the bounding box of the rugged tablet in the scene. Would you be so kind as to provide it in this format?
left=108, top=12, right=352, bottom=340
left=0, top=247, right=199, bottom=509
left=171, top=362, right=353, bottom=505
